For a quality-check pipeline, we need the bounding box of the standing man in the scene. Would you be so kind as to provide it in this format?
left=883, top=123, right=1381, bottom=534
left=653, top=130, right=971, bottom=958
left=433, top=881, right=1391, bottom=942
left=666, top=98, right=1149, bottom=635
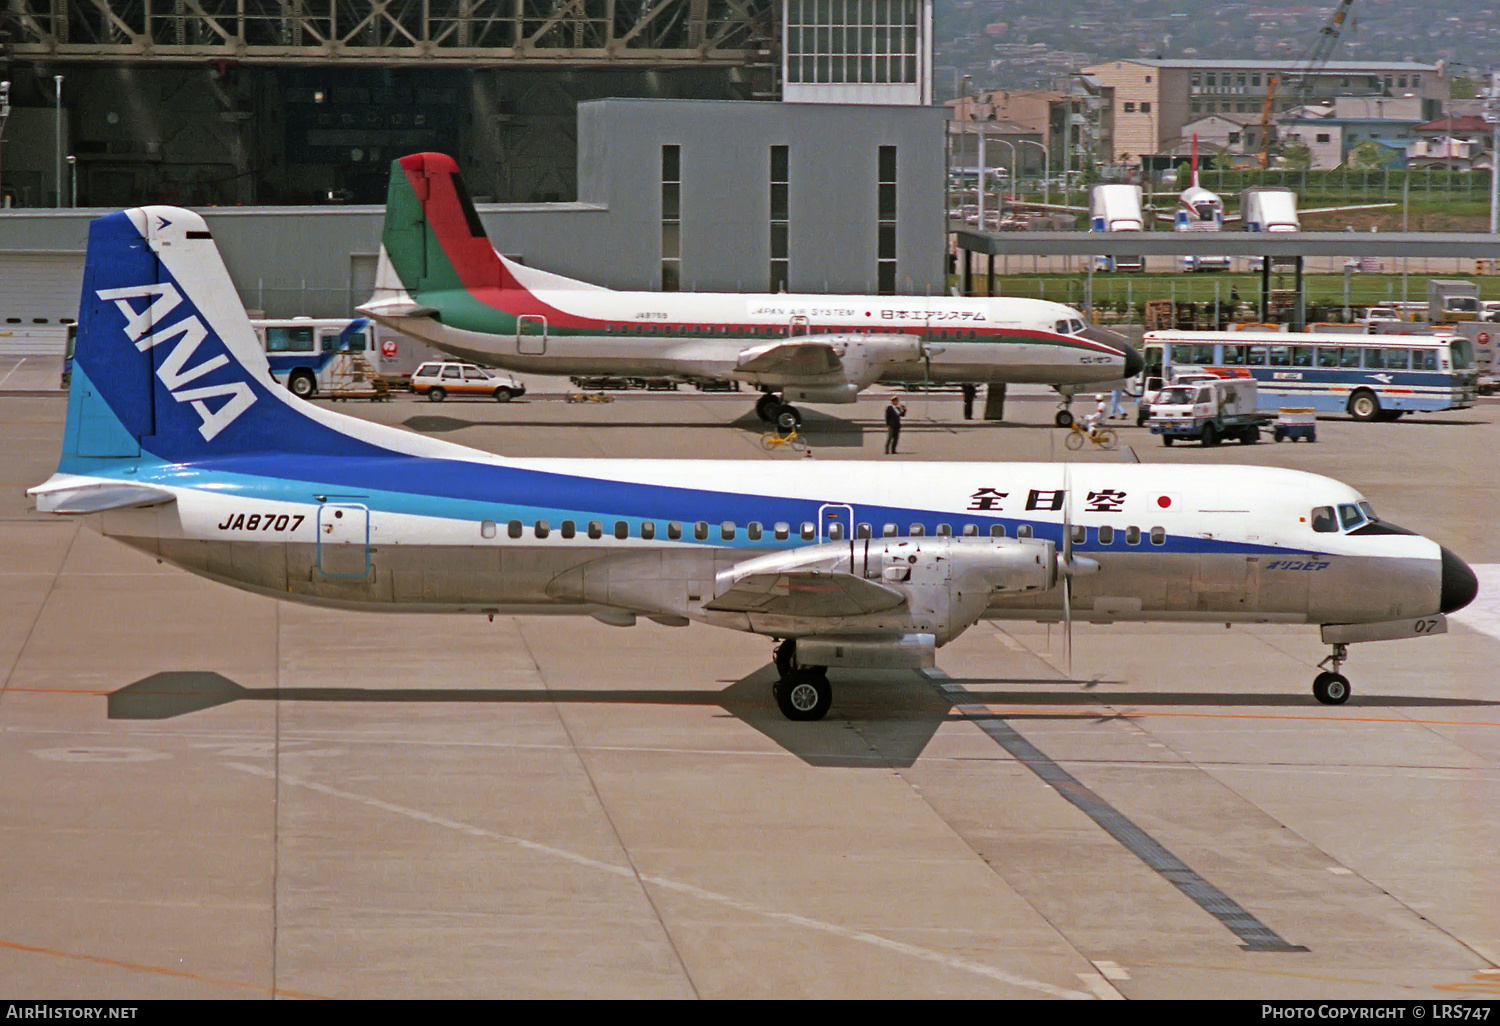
left=961, top=383, right=977, bottom=420
left=884, top=395, right=907, bottom=454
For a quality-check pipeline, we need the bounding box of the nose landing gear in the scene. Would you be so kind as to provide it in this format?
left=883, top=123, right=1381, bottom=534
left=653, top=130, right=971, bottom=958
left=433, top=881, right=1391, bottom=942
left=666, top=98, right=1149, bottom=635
left=1053, top=387, right=1079, bottom=428
left=771, top=639, right=831, bottom=721
left=1313, top=643, right=1351, bottom=705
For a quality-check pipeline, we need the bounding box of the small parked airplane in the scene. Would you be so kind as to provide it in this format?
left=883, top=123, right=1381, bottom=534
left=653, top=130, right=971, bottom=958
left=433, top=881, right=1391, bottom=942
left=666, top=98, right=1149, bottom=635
left=31, top=206, right=1477, bottom=719
left=356, top=153, right=1141, bottom=428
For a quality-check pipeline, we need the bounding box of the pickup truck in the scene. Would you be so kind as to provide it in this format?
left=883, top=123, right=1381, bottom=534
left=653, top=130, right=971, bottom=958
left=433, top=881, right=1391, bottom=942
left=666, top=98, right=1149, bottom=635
left=1148, top=378, right=1277, bottom=446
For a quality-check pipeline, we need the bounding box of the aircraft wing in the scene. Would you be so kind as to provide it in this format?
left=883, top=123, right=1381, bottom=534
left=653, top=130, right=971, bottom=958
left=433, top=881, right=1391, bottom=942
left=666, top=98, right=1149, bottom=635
left=1297, top=203, right=1398, bottom=216
left=735, top=340, right=845, bottom=377
left=1223, top=203, right=1396, bottom=224
left=29, top=480, right=177, bottom=514
left=704, top=569, right=907, bottom=618
left=1007, top=201, right=1087, bottom=213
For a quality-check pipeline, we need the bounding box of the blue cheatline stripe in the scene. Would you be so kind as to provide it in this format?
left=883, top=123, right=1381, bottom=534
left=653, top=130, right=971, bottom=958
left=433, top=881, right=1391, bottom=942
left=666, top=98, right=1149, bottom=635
left=77, top=458, right=1318, bottom=560
left=927, top=671, right=1309, bottom=954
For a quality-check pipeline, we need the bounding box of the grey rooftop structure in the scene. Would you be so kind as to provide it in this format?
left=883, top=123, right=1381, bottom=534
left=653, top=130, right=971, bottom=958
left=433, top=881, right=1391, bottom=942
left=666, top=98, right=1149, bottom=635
left=956, top=231, right=1500, bottom=261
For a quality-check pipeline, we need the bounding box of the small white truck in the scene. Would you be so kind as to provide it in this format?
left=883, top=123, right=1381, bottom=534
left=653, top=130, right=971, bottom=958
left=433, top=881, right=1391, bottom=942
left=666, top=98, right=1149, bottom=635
left=1135, top=370, right=1218, bottom=426
left=1240, top=187, right=1300, bottom=232
left=1090, top=184, right=1146, bottom=272
left=1148, top=378, right=1278, bottom=446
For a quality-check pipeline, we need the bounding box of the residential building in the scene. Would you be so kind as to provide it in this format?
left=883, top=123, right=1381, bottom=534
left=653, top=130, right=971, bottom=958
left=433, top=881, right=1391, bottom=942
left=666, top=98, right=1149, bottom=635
left=945, top=89, right=1060, bottom=179
left=1408, top=115, right=1493, bottom=170
left=1082, top=58, right=1446, bottom=162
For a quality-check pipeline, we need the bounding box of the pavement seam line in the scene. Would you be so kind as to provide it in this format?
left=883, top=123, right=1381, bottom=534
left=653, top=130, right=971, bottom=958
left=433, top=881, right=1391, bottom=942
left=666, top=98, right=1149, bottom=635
left=225, top=761, right=1093, bottom=999
left=511, top=619, right=703, bottom=999
left=0, top=520, right=82, bottom=700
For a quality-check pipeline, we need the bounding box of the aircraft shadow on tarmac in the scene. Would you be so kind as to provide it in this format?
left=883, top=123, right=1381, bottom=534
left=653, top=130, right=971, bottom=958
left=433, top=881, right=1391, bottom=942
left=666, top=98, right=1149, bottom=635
left=402, top=409, right=870, bottom=448
left=106, top=670, right=1499, bottom=769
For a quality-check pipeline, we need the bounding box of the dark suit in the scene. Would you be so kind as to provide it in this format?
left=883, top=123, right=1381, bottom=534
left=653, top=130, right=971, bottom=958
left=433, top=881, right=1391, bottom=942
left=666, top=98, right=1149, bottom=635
left=884, top=402, right=905, bottom=454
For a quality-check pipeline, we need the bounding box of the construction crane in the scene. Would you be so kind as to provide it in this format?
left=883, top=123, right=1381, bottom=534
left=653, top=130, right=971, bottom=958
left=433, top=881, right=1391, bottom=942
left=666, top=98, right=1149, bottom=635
left=1258, top=0, right=1358, bottom=167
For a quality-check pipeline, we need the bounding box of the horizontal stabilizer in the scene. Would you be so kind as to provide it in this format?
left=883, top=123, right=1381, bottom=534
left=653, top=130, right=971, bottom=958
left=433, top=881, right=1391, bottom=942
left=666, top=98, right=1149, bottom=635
left=357, top=296, right=438, bottom=320
left=705, top=569, right=906, bottom=618
left=32, top=481, right=176, bottom=514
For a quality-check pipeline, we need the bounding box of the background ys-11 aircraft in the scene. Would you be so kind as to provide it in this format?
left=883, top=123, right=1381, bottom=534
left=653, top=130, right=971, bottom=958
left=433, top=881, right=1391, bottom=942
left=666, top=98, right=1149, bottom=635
left=358, top=153, right=1141, bottom=428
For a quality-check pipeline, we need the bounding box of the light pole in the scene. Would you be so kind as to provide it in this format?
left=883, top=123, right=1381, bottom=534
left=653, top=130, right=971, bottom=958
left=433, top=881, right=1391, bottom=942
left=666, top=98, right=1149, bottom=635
left=1017, top=138, right=1050, bottom=207
left=0, top=81, right=10, bottom=209
left=67, top=155, right=76, bottom=207
left=1488, top=70, right=1499, bottom=235
left=54, top=75, right=63, bottom=209
left=934, top=64, right=964, bottom=102
left=994, top=139, right=1017, bottom=221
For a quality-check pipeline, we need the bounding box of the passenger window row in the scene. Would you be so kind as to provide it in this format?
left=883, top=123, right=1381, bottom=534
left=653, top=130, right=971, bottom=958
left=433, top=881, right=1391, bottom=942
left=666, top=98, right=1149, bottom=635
left=477, top=518, right=1169, bottom=546
left=1190, top=344, right=1436, bottom=372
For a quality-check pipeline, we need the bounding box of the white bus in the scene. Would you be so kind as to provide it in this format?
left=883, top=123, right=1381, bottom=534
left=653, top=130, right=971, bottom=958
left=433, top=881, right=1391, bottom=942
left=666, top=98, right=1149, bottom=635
left=1141, top=330, right=1477, bottom=420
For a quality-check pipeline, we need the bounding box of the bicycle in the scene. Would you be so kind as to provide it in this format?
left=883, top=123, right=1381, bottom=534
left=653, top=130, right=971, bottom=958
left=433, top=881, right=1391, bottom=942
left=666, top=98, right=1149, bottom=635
left=1064, top=421, right=1119, bottom=451
left=761, top=427, right=809, bottom=452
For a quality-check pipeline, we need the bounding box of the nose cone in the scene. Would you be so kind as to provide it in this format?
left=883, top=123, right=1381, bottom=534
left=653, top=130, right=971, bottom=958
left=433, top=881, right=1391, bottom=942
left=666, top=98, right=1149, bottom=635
left=1078, top=325, right=1143, bottom=377
left=1440, top=546, right=1479, bottom=614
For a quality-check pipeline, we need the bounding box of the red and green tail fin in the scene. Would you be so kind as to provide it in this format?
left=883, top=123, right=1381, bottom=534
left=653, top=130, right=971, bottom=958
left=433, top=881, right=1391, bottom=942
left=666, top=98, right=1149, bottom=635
left=381, top=152, right=524, bottom=296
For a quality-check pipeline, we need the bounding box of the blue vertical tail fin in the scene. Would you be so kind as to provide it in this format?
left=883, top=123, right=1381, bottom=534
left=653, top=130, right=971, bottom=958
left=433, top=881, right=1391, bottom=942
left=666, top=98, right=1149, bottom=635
left=57, top=206, right=393, bottom=472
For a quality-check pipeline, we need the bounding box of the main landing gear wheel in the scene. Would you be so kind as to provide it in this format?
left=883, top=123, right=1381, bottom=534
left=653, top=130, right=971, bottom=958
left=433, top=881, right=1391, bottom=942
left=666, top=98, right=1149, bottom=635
left=774, top=669, right=832, bottom=721
left=771, top=640, right=831, bottom=720
left=1313, top=642, right=1352, bottom=705
left=1313, top=672, right=1351, bottom=705
left=755, top=393, right=802, bottom=430
left=1054, top=409, right=1074, bottom=428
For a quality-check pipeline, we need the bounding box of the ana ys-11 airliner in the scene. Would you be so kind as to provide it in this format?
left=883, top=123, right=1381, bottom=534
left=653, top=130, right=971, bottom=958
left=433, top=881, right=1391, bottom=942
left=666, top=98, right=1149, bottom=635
left=30, top=206, right=1476, bottom=719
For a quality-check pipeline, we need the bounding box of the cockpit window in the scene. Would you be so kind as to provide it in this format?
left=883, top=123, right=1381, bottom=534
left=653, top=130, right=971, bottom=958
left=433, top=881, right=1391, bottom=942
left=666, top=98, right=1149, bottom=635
left=1056, top=319, right=1070, bottom=334
left=1311, top=506, right=1338, bottom=533
left=1358, top=501, right=1379, bottom=522
left=1054, top=319, right=1086, bottom=335
left=1338, top=504, right=1366, bottom=530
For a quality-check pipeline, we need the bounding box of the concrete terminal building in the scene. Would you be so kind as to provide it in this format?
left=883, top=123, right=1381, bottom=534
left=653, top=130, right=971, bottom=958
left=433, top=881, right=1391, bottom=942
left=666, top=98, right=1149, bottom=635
left=0, top=2, right=944, bottom=321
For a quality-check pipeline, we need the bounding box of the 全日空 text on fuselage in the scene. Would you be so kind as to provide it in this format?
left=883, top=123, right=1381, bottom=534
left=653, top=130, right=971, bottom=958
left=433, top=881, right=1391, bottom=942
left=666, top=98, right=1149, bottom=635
left=357, top=152, right=1143, bottom=402
left=28, top=205, right=1477, bottom=718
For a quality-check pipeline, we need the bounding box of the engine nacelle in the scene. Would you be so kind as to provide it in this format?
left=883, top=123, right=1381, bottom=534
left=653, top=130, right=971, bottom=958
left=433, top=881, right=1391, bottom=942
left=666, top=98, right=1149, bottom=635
left=713, top=536, right=1059, bottom=647
left=783, top=382, right=861, bottom=404
left=874, top=536, right=1057, bottom=644
left=798, top=632, right=936, bottom=670
left=832, top=334, right=927, bottom=389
